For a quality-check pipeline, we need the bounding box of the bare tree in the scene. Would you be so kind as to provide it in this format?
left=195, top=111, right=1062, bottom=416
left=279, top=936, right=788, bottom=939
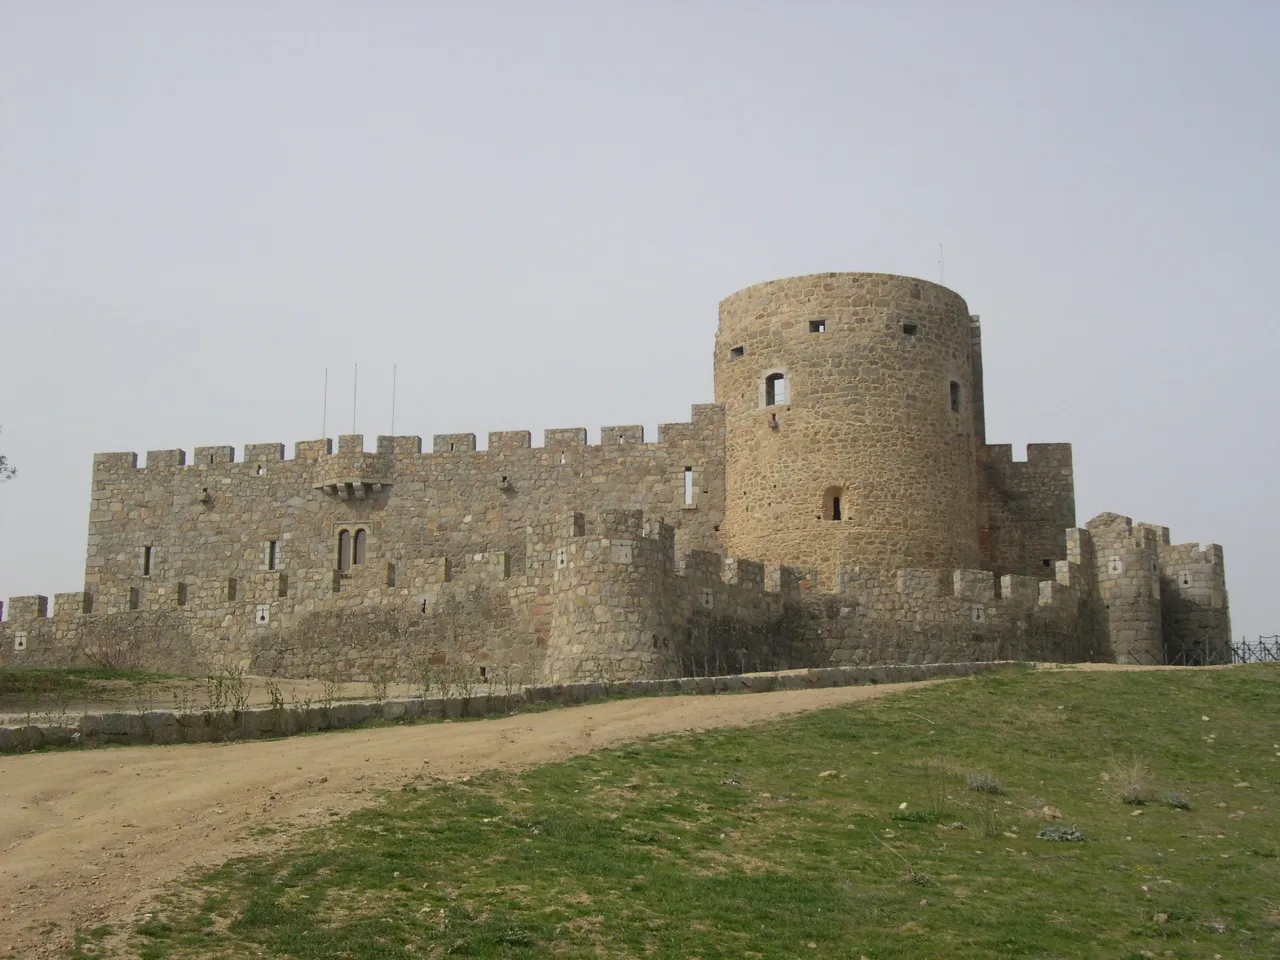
left=0, top=426, right=14, bottom=482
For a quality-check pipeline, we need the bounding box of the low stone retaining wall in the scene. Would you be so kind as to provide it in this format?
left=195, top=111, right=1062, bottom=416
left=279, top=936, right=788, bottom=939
left=0, top=661, right=1012, bottom=754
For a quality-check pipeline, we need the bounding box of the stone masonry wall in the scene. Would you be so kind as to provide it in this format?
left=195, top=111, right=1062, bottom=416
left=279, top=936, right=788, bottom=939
left=984, top=443, right=1077, bottom=579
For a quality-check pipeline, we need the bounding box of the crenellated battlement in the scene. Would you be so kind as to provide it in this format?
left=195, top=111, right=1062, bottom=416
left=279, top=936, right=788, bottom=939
left=90, top=405, right=726, bottom=474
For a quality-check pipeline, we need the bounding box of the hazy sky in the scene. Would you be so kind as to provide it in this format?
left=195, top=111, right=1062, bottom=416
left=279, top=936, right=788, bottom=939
left=1, top=2, right=1274, bottom=643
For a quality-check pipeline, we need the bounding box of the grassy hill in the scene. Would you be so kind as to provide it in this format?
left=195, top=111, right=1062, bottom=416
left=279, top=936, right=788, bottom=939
left=87, top=665, right=1279, bottom=959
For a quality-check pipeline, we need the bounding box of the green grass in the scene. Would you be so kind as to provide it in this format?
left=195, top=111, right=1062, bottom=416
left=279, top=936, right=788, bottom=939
left=0, top=666, right=171, bottom=705
left=106, top=665, right=1280, bottom=959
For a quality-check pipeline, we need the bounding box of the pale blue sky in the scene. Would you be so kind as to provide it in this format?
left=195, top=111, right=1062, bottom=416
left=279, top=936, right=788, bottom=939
left=1, top=2, right=1274, bottom=642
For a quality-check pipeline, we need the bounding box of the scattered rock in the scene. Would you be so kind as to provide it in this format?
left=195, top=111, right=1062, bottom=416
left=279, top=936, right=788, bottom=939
left=1042, top=805, right=1063, bottom=820
left=1130, top=809, right=1144, bottom=817
left=1154, top=913, right=1169, bottom=923
left=819, top=770, right=837, bottom=778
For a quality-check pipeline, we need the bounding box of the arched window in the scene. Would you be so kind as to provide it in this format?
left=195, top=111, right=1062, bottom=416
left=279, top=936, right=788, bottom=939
left=353, top=528, right=367, bottom=565
left=337, top=529, right=351, bottom=571
left=824, top=486, right=844, bottom=521
left=764, top=372, right=788, bottom=406
left=949, top=380, right=962, bottom=412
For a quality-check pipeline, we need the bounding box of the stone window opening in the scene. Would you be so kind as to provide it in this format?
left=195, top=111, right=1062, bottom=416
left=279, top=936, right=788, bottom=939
left=208, top=453, right=214, bottom=464
left=479, top=666, right=488, bottom=681
left=764, top=372, right=787, bottom=406
left=809, top=319, right=826, bottom=333
left=266, top=540, right=278, bottom=571
left=559, top=453, right=566, bottom=465
left=227, top=577, right=238, bottom=602
left=127, top=587, right=139, bottom=611
left=730, top=345, right=745, bottom=358
left=142, top=545, right=153, bottom=577
left=353, top=528, right=367, bottom=565
left=449, top=441, right=455, bottom=452
left=338, top=529, right=352, bottom=572
left=256, top=465, right=265, bottom=476
left=176, top=582, right=187, bottom=606
left=1043, top=559, right=1053, bottom=568
left=421, top=598, right=428, bottom=614
left=949, top=380, right=962, bottom=412
left=902, top=322, right=919, bottom=336
left=824, top=486, right=844, bottom=521
left=684, top=466, right=694, bottom=506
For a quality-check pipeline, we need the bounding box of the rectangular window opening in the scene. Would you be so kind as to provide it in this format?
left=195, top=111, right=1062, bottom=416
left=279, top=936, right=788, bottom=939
left=832, top=496, right=842, bottom=521
left=949, top=380, right=962, bottom=412
left=142, top=546, right=153, bottom=577
left=809, top=320, right=826, bottom=333
left=267, top=540, right=278, bottom=571
left=730, top=345, right=745, bottom=359
left=684, top=466, right=694, bottom=506
left=127, top=587, right=139, bottom=611
left=176, top=582, right=187, bottom=606
left=902, top=322, right=919, bottom=336
left=227, top=577, right=238, bottom=602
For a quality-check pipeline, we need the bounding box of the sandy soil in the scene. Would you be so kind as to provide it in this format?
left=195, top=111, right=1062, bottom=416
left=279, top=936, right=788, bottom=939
left=0, top=680, right=942, bottom=958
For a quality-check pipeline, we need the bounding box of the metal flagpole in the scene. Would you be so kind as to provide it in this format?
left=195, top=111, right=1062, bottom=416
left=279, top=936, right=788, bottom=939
left=352, top=363, right=358, bottom=435
left=322, top=368, right=328, bottom=440
left=391, top=364, right=397, bottom=437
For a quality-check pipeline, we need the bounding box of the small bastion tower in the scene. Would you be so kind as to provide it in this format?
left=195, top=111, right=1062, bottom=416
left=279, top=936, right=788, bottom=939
left=715, top=273, right=983, bottom=585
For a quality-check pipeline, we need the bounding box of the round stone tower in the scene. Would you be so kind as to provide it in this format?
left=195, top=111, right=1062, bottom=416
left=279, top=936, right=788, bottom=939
left=714, top=272, right=982, bottom=585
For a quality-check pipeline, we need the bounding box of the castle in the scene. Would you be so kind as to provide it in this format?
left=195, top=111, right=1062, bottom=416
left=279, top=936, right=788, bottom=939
left=0, top=273, right=1232, bottom=682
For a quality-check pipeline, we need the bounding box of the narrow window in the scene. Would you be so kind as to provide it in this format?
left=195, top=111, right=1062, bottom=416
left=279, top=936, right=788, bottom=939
left=266, top=540, right=278, bottom=571
left=127, top=587, right=139, bottom=611
left=809, top=319, right=826, bottom=333
left=824, top=486, right=844, bottom=521
left=353, top=528, right=367, bottom=565
left=386, top=563, right=397, bottom=588
left=949, top=380, right=962, bottom=412
left=764, top=372, right=787, bottom=406
left=902, top=322, right=918, bottom=336
left=227, top=577, right=238, bottom=602
left=684, top=466, right=694, bottom=506
left=449, top=442, right=455, bottom=452
left=730, top=345, right=745, bottom=359
left=256, top=465, right=265, bottom=476
left=176, top=582, right=187, bottom=606
left=338, top=529, right=351, bottom=571
left=277, top=574, right=288, bottom=597
left=479, top=666, right=488, bottom=681
left=142, top=546, right=153, bottom=577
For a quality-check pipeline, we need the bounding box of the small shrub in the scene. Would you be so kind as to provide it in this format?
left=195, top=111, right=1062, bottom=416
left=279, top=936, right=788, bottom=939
left=1111, top=756, right=1157, bottom=805
left=1162, top=791, right=1192, bottom=810
left=1037, top=825, right=1085, bottom=842
left=966, top=773, right=1004, bottom=795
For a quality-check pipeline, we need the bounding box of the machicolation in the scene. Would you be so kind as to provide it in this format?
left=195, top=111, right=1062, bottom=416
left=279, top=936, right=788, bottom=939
left=0, top=272, right=1231, bottom=680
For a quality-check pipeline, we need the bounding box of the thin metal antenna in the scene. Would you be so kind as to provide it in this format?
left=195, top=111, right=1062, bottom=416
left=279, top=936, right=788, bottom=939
left=322, top=368, right=328, bottom=440
left=390, top=364, right=397, bottom=437
left=938, top=243, right=945, bottom=285
left=352, top=363, right=359, bottom=436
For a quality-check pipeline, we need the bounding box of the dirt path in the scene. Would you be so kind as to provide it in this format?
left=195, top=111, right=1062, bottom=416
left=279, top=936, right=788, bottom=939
left=0, top=681, right=943, bottom=957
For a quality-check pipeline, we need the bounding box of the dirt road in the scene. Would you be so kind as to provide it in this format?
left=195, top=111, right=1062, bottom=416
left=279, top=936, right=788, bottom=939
left=0, top=681, right=940, bottom=958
